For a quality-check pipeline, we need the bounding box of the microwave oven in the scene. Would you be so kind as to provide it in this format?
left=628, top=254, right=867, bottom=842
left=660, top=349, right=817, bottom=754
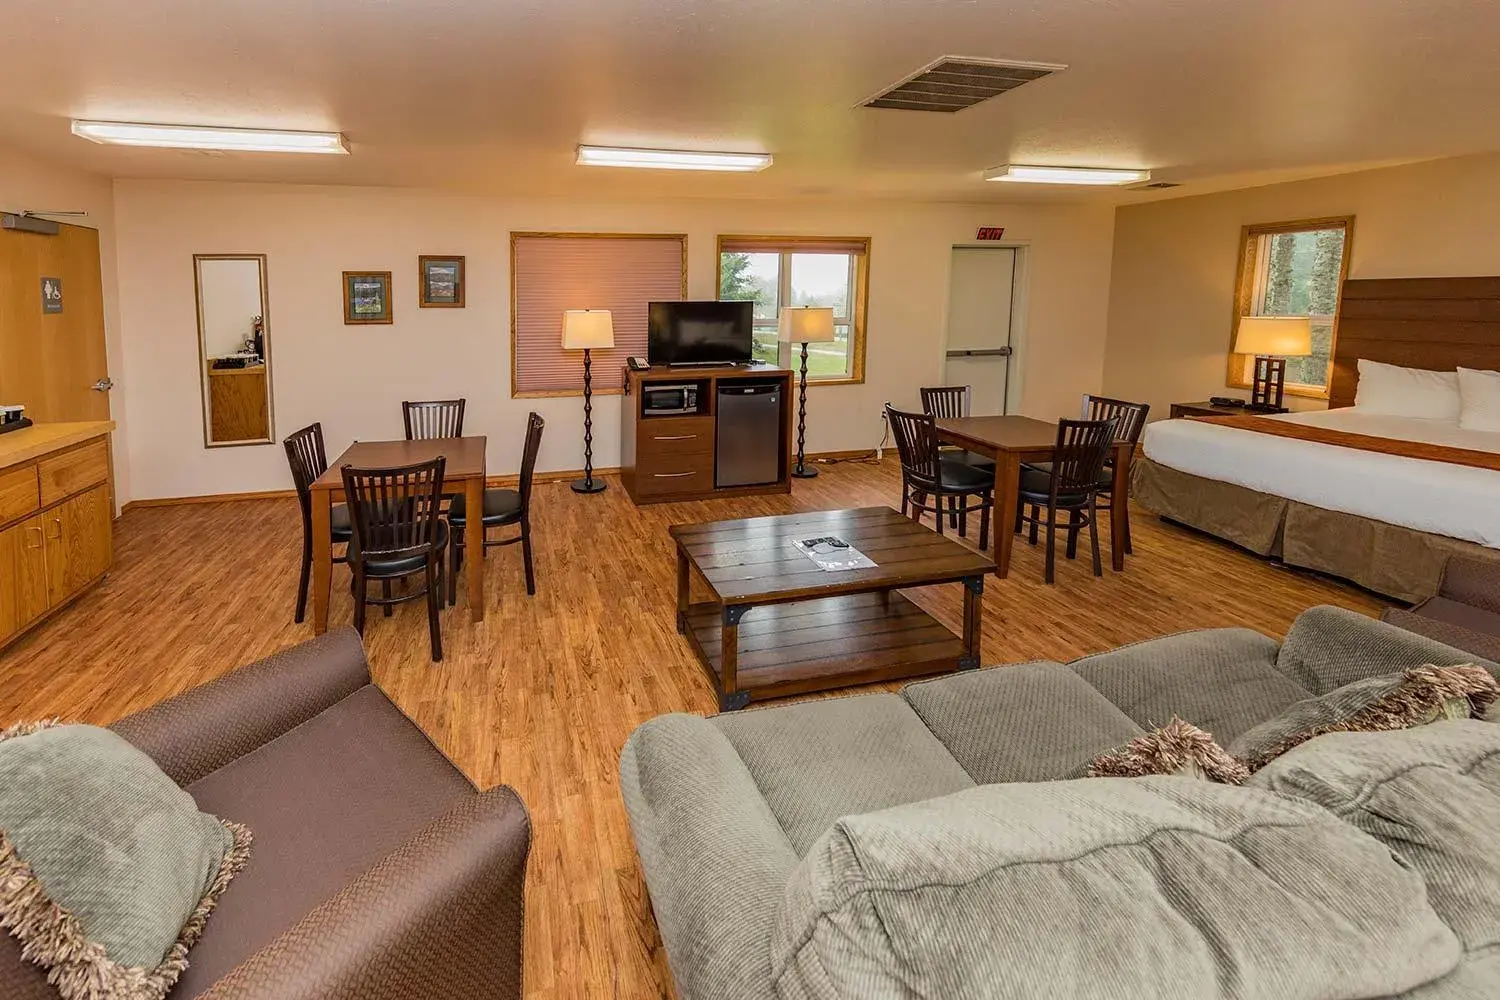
left=642, top=383, right=699, bottom=415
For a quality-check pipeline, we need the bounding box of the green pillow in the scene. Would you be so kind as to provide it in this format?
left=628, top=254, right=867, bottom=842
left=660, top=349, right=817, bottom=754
left=0, top=721, right=251, bottom=1000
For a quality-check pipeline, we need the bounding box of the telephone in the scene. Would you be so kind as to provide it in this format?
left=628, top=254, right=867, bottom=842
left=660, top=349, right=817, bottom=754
left=627, top=356, right=651, bottom=372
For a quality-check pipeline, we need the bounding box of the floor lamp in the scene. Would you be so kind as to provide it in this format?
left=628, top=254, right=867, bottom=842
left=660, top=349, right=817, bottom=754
left=1233, top=316, right=1312, bottom=413
left=563, top=309, right=614, bottom=494
left=779, top=306, right=836, bottom=479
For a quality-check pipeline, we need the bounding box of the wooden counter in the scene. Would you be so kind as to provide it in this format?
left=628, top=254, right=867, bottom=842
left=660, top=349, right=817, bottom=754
left=0, top=420, right=115, bottom=650
left=207, top=363, right=270, bottom=443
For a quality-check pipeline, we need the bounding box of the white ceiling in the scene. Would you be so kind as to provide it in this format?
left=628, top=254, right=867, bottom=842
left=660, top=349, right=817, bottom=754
left=1, top=0, right=1498, bottom=205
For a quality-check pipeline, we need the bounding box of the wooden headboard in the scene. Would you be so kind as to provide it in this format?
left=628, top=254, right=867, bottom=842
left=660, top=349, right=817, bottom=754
left=1331, top=276, right=1500, bottom=408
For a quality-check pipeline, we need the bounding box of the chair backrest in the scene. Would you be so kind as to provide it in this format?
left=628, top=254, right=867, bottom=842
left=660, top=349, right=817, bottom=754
left=1051, top=417, right=1119, bottom=497
left=341, top=458, right=447, bottom=561
left=283, top=422, right=328, bottom=516
left=885, top=405, right=942, bottom=487
left=1082, top=394, right=1151, bottom=445
left=518, top=412, right=545, bottom=514
left=402, top=399, right=466, bottom=440
left=919, top=385, right=971, bottom=419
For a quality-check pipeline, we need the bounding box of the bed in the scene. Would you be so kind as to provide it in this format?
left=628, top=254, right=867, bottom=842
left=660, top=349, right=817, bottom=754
left=1133, top=275, right=1500, bottom=602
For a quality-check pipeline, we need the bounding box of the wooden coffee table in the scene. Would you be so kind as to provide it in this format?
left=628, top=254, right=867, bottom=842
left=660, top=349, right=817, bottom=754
left=670, top=507, right=996, bottom=711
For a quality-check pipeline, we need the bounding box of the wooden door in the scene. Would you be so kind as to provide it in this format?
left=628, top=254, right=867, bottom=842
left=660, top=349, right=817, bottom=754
left=0, top=514, right=49, bottom=643
left=42, top=484, right=112, bottom=606
left=0, top=221, right=111, bottom=421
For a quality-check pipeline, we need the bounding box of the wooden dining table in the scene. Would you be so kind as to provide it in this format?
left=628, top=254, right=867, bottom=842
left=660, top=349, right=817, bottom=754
left=309, top=436, right=488, bottom=634
left=935, top=415, right=1132, bottom=579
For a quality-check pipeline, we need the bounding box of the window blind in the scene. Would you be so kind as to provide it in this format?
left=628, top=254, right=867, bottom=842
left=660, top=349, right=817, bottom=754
left=512, top=234, right=685, bottom=395
left=718, top=236, right=869, bottom=256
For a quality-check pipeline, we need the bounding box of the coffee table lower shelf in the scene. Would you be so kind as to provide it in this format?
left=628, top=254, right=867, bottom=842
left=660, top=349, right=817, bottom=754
left=680, top=591, right=971, bottom=711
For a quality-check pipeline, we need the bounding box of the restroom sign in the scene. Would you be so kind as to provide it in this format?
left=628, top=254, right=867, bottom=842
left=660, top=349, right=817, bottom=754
left=975, top=227, right=1006, bottom=241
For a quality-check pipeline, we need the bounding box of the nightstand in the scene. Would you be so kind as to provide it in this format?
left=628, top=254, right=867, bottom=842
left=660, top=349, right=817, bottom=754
left=1170, top=400, right=1286, bottom=419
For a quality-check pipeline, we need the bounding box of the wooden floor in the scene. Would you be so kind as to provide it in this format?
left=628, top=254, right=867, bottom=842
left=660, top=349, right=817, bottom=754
left=0, top=458, right=1382, bottom=999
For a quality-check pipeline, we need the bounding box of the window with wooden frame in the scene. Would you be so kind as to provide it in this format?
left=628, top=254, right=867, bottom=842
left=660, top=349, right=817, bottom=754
left=1227, top=217, right=1353, bottom=396
left=511, top=232, right=687, bottom=396
left=716, top=236, right=870, bottom=384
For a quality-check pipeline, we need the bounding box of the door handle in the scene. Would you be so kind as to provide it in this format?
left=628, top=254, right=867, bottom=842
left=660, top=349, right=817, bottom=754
left=26, top=526, right=43, bottom=549
left=652, top=434, right=697, bottom=441
left=652, top=471, right=696, bottom=478
left=91, top=378, right=115, bottom=391
left=46, top=518, right=62, bottom=540
left=945, top=348, right=1013, bottom=358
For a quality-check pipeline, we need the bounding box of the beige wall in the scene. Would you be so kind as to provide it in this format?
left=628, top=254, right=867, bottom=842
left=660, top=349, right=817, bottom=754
left=113, top=180, right=1116, bottom=501
left=1103, top=153, right=1500, bottom=420
left=0, top=146, right=129, bottom=503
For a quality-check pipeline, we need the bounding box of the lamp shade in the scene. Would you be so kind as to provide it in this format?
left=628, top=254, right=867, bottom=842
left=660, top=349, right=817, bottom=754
left=562, top=309, right=614, bottom=349
left=1234, top=316, right=1313, bottom=357
left=778, top=306, right=836, bottom=344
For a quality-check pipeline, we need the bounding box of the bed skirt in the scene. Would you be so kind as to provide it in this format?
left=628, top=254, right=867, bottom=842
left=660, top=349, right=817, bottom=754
left=1131, top=457, right=1494, bottom=603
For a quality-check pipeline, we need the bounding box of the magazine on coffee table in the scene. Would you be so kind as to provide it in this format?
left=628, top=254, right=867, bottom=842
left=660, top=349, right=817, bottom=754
left=792, top=535, right=877, bottom=572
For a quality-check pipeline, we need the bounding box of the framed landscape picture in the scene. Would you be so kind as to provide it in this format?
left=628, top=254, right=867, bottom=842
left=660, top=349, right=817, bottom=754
left=419, top=255, right=465, bottom=308
left=343, top=271, right=393, bottom=324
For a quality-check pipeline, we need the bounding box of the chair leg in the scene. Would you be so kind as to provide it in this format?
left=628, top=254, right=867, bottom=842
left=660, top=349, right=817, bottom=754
left=1066, top=510, right=1081, bottom=560
left=1089, top=498, right=1104, bottom=577
left=958, top=499, right=968, bottom=539
left=1044, top=505, right=1057, bottom=584
left=352, top=570, right=367, bottom=634
left=979, top=492, right=991, bottom=551
left=934, top=496, right=945, bottom=535
left=294, top=537, right=312, bottom=624
left=1014, top=500, right=1024, bottom=535
left=425, top=559, right=443, bottom=662
left=948, top=496, right=959, bottom=530
left=449, top=533, right=460, bottom=606
left=1028, top=506, right=1040, bottom=546
left=521, top=522, right=536, bottom=596
left=382, top=579, right=393, bottom=617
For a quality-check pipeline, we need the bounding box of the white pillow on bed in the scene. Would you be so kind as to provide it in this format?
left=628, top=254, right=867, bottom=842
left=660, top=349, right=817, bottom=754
left=1354, top=359, right=1461, bottom=420
left=1457, top=367, right=1500, bottom=432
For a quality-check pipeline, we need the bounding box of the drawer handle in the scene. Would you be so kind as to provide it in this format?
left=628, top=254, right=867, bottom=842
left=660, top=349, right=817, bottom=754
left=46, top=518, right=62, bottom=540
left=652, top=472, right=697, bottom=479
left=26, top=526, right=43, bottom=549
left=652, top=434, right=698, bottom=441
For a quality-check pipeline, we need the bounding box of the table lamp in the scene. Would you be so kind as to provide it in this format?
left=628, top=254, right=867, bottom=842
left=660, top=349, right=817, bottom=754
left=1233, top=316, right=1312, bottom=413
left=779, top=306, right=836, bottom=478
left=562, top=308, right=614, bottom=494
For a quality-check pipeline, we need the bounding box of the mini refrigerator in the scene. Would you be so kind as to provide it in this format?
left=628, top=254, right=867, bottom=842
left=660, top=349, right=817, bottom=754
left=716, top=382, right=782, bottom=487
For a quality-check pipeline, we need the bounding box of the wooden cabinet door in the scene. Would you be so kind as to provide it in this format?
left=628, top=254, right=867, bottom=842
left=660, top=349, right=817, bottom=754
left=0, top=514, right=49, bottom=643
left=42, top=484, right=112, bottom=606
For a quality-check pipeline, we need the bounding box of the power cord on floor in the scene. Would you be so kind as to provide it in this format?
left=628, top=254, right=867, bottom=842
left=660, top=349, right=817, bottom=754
left=811, top=408, right=891, bottom=466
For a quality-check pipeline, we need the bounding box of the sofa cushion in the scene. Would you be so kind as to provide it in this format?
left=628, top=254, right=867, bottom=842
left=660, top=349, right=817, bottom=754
left=1417, top=595, right=1500, bottom=639
left=1251, top=721, right=1500, bottom=954
left=173, top=685, right=474, bottom=995
left=901, top=663, right=1143, bottom=783
left=771, top=778, right=1459, bottom=1000
left=1275, top=605, right=1498, bottom=695
left=712, top=695, right=973, bottom=856
left=1069, top=627, right=1304, bottom=745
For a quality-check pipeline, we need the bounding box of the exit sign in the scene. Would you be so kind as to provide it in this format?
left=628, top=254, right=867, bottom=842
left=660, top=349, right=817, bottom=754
left=975, top=227, right=1006, bottom=241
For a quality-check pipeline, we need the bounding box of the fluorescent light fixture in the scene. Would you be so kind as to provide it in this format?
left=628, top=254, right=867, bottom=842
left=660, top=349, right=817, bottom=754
left=576, top=145, right=772, bottom=172
left=985, top=164, right=1150, bottom=186
left=71, top=120, right=349, bottom=154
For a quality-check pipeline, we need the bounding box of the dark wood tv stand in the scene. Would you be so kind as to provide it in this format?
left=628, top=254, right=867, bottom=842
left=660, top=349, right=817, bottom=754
left=621, top=365, right=793, bottom=505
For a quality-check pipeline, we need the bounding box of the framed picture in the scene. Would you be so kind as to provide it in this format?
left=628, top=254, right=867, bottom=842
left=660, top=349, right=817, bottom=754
left=418, top=255, right=465, bottom=308
left=343, top=271, right=393, bottom=325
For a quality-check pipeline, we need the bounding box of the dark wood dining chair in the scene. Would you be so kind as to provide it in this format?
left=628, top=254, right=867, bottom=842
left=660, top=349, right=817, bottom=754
left=449, top=413, right=545, bottom=604
left=919, top=385, right=995, bottom=528
left=342, top=457, right=450, bottom=661
left=1016, top=417, right=1119, bottom=584
left=886, top=405, right=994, bottom=550
left=402, top=399, right=466, bottom=440
left=284, top=422, right=353, bottom=624
left=1024, top=394, right=1151, bottom=554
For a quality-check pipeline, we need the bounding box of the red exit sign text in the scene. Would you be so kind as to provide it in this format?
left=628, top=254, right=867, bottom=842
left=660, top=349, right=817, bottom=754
left=975, top=227, right=1006, bottom=241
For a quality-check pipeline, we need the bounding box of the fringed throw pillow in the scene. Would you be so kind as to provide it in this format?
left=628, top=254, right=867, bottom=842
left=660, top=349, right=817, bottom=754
left=0, top=721, right=251, bottom=1000
left=1087, top=717, right=1250, bottom=785
left=1229, top=664, right=1499, bottom=773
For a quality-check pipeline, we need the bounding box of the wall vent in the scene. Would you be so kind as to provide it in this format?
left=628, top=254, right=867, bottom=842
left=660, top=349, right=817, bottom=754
left=861, top=57, right=1065, bottom=113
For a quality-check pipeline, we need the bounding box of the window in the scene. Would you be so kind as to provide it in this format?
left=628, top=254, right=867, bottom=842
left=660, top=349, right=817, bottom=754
left=717, top=236, right=870, bottom=383
left=1228, top=217, right=1353, bottom=395
left=512, top=233, right=687, bottom=396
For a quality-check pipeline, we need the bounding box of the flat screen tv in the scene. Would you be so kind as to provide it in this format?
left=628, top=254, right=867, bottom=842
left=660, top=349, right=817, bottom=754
left=648, top=300, right=754, bottom=366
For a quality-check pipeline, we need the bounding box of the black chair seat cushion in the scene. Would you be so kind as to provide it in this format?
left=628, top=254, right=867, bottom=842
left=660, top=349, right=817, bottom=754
left=1018, top=467, right=1093, bottom=505
left=348, top=520, right=448, bottom=578
left=330, top=503, right=353, bottom=541
left=448, top=488, right=522, bottom=527
left=938, top=458, right=994, bottom=491
left=1023, top=460, right=1114, bottom=491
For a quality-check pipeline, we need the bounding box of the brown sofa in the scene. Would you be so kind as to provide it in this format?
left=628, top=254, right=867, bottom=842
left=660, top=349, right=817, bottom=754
left=1, top=628, right=530, bottom=1000
left=1383, top=555, right=1500, bottom=664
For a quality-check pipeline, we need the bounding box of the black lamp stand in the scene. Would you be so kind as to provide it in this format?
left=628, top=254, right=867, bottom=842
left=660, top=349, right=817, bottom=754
left=1248, top=355, right=1290, bottom=414
left=571, top=347, right=607, bottom=494
left=791, top=341, right=817, bottom=479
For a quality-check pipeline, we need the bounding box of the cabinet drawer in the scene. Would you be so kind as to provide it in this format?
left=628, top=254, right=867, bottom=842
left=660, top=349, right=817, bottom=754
left=0, top=465, right=40, bottom=524
left=637, top=416, right=715, bottom=455
left=635, top=451, right=715, bottom=498
left=39, top=439, right=109, bottom=507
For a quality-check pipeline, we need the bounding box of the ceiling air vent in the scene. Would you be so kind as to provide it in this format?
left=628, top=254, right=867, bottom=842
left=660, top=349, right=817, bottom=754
left=861, top=57, right=1065, bottom=113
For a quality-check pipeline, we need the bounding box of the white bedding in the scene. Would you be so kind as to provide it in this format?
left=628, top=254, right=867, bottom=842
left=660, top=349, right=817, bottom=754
left=1142, top=408, right=1500, bottom=548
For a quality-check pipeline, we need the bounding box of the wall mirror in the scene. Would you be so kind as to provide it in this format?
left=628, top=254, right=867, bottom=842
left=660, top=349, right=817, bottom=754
left=195, top=254, right=273, bottom=447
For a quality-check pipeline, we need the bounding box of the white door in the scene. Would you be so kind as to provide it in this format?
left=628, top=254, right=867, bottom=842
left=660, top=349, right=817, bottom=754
left=943, top=247, right=1017, bottom=414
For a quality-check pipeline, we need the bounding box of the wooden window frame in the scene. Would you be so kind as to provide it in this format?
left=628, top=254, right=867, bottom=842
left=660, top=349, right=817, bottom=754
left=510, top=231, right=688, bottom=399
left=1225, top=215, right=1355, bottom=400
left=715, top=235, right=870, bottom=386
